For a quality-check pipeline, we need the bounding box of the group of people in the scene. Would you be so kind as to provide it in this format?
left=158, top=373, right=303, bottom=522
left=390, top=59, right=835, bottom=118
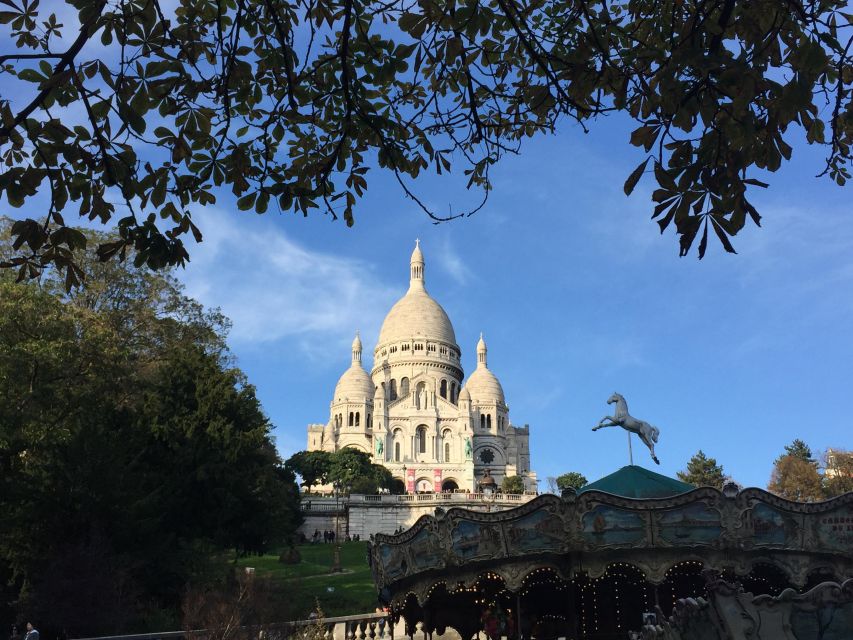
left=310, top=529, right=361, bottom=543
left=9, top=623, right=39, bottom=640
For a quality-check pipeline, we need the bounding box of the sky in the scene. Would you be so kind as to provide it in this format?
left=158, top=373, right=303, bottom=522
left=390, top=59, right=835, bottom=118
left=170, top=114, right=852, bottom=491
left=3, top=12, right=851, bottom=490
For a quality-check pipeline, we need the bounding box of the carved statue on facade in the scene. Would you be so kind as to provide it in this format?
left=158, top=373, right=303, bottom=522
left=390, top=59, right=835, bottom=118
left=593, top=392, right=661, bottom=464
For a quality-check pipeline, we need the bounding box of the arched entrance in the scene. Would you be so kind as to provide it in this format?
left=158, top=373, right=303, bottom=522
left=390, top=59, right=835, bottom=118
left=416, top=478, right=433, bottom=493
left=442, top=479, right=459, bottom=492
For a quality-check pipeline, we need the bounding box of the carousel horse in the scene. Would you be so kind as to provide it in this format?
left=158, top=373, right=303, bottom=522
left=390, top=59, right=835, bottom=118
left=592, top=392, right=661, bottom=464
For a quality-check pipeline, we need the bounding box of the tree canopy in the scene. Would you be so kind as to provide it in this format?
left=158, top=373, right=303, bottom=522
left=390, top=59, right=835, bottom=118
left=676, top=450, right=726, bottom=489
left=1, top=0, right=851, bottom=285
left=781, top=438, right=816, bottom=463
left=286, top=447, right=393, bottom=494
left=501, top=474, right=525, bottom=494
left=0, top=223, right=302, bottom=636
left=768, top=454, right=823, bottom=502
left=556, top=471, right=588, bottom=491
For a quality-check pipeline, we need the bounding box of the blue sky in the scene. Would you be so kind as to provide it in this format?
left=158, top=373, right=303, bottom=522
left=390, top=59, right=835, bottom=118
left=2, top=18, right=851, bottom=488
left=171, top=114, right=852, bottom=490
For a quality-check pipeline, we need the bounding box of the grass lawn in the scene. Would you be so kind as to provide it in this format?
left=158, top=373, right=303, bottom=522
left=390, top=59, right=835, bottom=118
left=237, top=542, right=379, bottom=618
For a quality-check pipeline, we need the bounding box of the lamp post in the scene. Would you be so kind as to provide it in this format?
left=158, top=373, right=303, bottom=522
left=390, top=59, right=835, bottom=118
left=402, top=465, right=407, bottom=494
left=331, top=480, right=343, bottom=573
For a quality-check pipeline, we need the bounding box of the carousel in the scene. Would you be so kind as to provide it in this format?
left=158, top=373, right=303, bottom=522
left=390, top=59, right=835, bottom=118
left=368, top=395, right=853, bottom=639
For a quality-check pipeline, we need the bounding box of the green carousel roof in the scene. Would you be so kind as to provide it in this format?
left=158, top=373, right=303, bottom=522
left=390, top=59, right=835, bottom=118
left=578, top=465, right=694, bottom=498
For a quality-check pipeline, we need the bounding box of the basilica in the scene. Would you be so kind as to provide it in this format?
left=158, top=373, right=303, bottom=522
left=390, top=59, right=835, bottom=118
left=306, top=241, right=536, bottom=493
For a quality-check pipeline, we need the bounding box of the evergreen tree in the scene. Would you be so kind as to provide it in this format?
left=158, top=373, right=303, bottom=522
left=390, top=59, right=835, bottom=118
left=677, top=451, right=726, bottom=489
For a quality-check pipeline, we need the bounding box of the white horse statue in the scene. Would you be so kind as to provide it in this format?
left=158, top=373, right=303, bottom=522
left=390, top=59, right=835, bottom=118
left=592, top=392, right=660, bottom=465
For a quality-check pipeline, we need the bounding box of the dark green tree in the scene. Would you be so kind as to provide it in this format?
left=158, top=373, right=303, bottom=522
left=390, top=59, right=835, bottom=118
left=556, top=472, right=588, bottom=492
left=286, top=450, right=333, bottom=493
left=676, top=450, right=726, bottom=489
left=501, top=475, right=525, bottom=494
left=781, top=439, right=816, bottom=464
left=326, top=447, right=390, bottom=493
left=0, top=227, right=301, bottom=636
left=2, top=0, right=852, bottom=285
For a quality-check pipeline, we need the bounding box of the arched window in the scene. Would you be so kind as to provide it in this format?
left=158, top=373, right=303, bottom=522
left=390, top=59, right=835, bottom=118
left=417, top=426, right=427, bottom=454
left=445, top=442, right=451, bottom=462
left=440, top=379, right=447, bottom=399
left=389, top=379, right=397, bottom=400
left=348, top=412, right=354, bottom=426
left=480, top=414, right=486, bottom=429
left=487, top=414, right=492, bottom=430
left=451, top=383, right=457, bottom=403
left=400, top=377, right=410, bottom=397
left=355, top=412, right=360, bottom=427
left=393, top=428, right=403, bottom=462
left=367, top=414, right=372, bottom=429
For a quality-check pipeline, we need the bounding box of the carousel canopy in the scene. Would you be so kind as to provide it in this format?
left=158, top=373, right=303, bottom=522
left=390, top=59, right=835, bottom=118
left=578, top=465, right=694, bottom=499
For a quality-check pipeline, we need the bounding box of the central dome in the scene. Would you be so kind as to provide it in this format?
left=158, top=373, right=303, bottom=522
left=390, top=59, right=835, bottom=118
left=377, top=290, right=457, bottom=345
left=376, top=240, right=458, bottom=348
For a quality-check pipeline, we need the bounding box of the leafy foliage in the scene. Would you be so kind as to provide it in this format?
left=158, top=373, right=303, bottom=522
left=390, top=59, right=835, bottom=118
left=286, top=447, right=392, bottom=493
left=286, top=450, right=333, bottom=492
left=556, top=472, right=588, bottom=492
left=2, top=0, right=852, bottom=285
left=676, top=450, right=726, bottom=489
left=501, top=474, right=525, bottom=494
left=768, top=455, right=823, bottom=502
left=0, top=224, right=302, bottom=636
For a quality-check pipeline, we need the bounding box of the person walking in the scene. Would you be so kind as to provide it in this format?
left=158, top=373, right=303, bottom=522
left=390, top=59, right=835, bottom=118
left=24, top=623, right=39, bottom=640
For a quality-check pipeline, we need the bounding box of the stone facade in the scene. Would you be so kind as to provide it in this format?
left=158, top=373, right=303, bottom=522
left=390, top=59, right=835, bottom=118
left=307, top=241, right=537, bottom=493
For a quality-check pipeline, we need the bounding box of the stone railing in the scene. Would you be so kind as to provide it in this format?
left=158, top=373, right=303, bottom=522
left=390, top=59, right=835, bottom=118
left=70, top=613, right=394, bottom=640
left=302, top=492, right=537, bottom=509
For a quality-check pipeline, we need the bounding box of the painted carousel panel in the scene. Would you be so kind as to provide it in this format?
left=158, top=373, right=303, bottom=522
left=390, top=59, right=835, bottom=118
left=504, top=509, right=566, bottom=555
left=656, top=502, right=722, bottom=546
left=580, top=504, right=647, bottom=547
left=451, top=519, right=504, bottom=561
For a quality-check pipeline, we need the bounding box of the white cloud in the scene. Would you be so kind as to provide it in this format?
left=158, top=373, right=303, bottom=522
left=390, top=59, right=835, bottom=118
left=179, top=207, right=397, bottom=359
left=432, top=234, right=473, bottom=285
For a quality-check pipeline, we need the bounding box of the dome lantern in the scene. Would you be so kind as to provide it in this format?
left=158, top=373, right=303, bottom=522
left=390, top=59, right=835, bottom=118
left=352, top=331, right=362, bottom=365
left=477, top=333, right=487, bottom=368
left=410, top=238, right=425, bottom=291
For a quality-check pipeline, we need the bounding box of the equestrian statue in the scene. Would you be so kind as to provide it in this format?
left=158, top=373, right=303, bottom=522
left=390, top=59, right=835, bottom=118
left=592, top=392, right=661, bottom=465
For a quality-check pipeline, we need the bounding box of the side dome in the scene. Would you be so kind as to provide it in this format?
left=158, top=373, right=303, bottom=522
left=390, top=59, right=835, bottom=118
left=333, top=366, right=375, bottom=403
left=376, top=240, right=458, bottom=347
left=463, top=367, right=505, bottom=405
left=333, top=332, right=375, bottom=402
left=462, top=333, right=505, bottom=404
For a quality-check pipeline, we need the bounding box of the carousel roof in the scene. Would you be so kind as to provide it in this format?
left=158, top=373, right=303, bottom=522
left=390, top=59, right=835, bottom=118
left=578, top=465, right=694, bottom=499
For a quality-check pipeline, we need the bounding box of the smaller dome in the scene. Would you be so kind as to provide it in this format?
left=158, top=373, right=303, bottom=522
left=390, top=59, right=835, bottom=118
left=463, top=333, right=504, bottom=404
left=464, top=367, right=505, bottom=405
left=458, top=386, right=471, bottom=402
left=352, top=332, right=362, bottom=352
left=334, top=365, right=374, bottom=402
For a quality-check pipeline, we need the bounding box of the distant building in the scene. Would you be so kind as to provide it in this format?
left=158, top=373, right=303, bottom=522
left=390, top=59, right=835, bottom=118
left=306, top=241, right=537, bottom=493
left=825, top=448, right=853, bottom=478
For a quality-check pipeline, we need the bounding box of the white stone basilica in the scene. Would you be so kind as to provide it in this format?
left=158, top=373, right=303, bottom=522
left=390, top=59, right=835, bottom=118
left=306, top=241, right=537, bottom=493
